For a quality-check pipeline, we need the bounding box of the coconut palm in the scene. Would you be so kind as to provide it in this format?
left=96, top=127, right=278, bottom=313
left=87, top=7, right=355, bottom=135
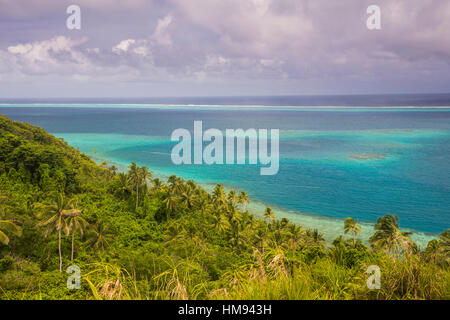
left=140, top=166, right=152, bottom=185
left=439, top=229, right=449, bottom=252
left=180, top=185, right=195, bottom=209
left=195, top=196, right=211, bottom=216
left=128, top=163, right=141, bottom=210
left=227, top=190, right=237, bottom=207
left=286, top=224, right=304, bottom=251
left=38, top=194, right=74, bottom=272
left=263, top=207, right=275, bottom=221
left=65, top=208, right=88, bottom=261
left=0, top=208, right=22, bottom=246
left=369, top=215, right=414, bottom=256
left=162, top=191, right=178, bottom=220
left=106, top=165, right=117, bottom=180
left=426, top=229, right=450, bottom=266
left=168, top=175, right=182, bottom=193
left=238, top=191, right=249, bottom=211
left=212, top=184, right=227, bottom=208
left=186, top=179, right=197, bottom=190
left=425, top=239, right=441, bottom=264
left=213, top=214, right=230, bottom=233
left=116, top=173, right=130, bottom=199
left=109, top=165, right=118, bottom=175
left=152, top=178, right=163, bottom=193
left=87, top=222, right=113, bottom=252
left=306, top=229, right=326, bottom=247
left=344, top=217, right=361, bottom=247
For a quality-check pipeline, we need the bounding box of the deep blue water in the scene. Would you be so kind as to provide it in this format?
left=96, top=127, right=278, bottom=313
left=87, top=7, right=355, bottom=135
left=1, top=102, right=449, bottom=235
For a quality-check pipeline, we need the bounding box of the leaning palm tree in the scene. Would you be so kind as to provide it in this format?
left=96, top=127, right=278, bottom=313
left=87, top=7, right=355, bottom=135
left=65, top=208, right=88, bottom=261
left=369, top=215, right=414, bottom=256
left=0, top=207, right=22, bottom=246
left=37, top=194, right=74, bottom=272
left=344, top=217, right=361, bottom=247
left=264, top=207, right=275, bottom=221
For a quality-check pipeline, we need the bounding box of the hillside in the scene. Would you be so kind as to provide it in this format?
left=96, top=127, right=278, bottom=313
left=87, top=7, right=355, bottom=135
left=0, top=115, right=448, bottom=300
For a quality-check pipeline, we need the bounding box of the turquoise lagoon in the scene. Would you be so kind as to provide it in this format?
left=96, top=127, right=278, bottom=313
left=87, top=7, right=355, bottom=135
left=1, top=104, right=449, bottom=247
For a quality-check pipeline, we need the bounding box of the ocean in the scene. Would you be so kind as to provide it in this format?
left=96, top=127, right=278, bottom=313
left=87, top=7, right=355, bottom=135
left=1, top=94, right=449, bottom=247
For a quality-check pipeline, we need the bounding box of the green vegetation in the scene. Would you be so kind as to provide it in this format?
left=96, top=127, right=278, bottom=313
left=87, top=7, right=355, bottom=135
left=0, top=115, right=448, bottom=300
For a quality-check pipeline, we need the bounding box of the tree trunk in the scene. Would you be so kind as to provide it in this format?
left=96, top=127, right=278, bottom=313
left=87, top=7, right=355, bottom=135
left=136, top=183, right=139, bottom=210
left=71, top=231, right=75, bottom=261
left=58, top=228, right=62, bottom=272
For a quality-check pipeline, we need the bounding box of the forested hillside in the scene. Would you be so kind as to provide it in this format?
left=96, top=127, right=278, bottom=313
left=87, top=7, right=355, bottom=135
left=0, top=115, right=448, bottom=300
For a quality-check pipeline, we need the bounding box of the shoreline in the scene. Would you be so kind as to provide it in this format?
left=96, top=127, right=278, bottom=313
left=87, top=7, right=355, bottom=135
left=83, top=148, right=439, bottom=249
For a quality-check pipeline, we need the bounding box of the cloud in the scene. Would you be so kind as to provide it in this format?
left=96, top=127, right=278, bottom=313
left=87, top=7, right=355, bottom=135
left=6, top=36, right=90, bottom=75
left=1, top=0, right=450, bottom=96
left=152, top=15, right=173, bottom=47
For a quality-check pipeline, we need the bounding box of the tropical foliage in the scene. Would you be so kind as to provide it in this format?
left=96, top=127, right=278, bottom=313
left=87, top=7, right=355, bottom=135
left=0, top=115, right=448, bottom=300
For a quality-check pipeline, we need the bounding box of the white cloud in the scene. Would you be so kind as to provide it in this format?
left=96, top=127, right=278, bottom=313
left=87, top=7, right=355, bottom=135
left=152, top=15, right=173, bottom=47
left=112, top=39, right=136, bottom=53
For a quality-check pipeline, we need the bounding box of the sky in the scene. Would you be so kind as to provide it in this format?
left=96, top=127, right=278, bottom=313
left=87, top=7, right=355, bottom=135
left=0, top=0, right=449, bottom=98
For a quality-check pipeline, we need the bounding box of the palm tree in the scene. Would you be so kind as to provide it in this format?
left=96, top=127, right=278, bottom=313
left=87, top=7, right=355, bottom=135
left=168, top=175, right=182, bottom=193
left=306, top=229, right=326, bottom=247
left=439, top=229, right=449, bottom=252
left=186, top=180, right=197, bottom=190
left=369, top=215, right=414, bottom=256
left=87, top=222, right=113, bottom=252
left=129, top=162, right=141, bottom=210
left=38, top=194, right=74, bottom=272
left=213, top=214, right=230, bottom=234
left=180, top=185, right=195, bottom=209
left=139, top=166, right=152, bottom=201
left=238, top=191, right=249, bottom=211
left=109, top=165, right=118, bottom=175
left=264, top=207, right=275, bottom=221
left=195, top=196, right=211, bottom=216
left=162, top=191, right=178, bottom=220
left=344, top=217, right=361, bottom=247
left=65, top=208, right=88, bottom=261
left=0, top=207, right=22, bottom=245
left=152, top=178, right=163, bottom=193
left=227, top=190, right=237, bottom=207
left=106, top=165, right=118, bottom=180
left=425, top=239, right=441, bottom=264
left=116, top=172, right=130, bottom=199
left=286, top=224, right=304, bottom=251
left=212, top=184, right=227, bottom=208
left=140, top=166, right=152, bottom=185
left=426, top=229, right=450, bottom=266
